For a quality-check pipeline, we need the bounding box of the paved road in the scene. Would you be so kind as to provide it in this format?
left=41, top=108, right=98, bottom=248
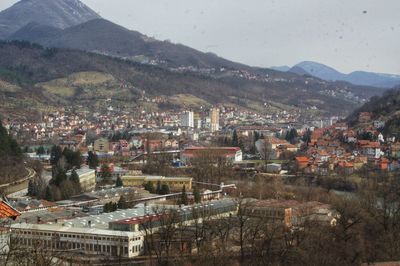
left=3, top=167, right=36, bottom=198
left=7, top=188, right=28, bottom=198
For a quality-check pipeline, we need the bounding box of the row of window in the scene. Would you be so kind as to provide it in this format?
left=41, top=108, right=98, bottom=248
left=248, top=208, right=285, bottom=217
left=17, top=237, right=142, bottom=256
left=17, top=230, right=129, bottom=243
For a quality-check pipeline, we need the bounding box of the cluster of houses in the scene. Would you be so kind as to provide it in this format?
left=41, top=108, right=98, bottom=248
left=2, top=96, right=315, bottom=150
left=295, top=117, right=400, bottom=175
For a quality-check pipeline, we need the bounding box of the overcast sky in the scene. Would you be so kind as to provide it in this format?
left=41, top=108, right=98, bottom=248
left=1, top=0, right=399, bottom=74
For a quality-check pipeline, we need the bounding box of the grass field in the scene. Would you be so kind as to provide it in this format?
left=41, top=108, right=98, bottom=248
left=36, top=71, right=115, bottom=98
left=169, top=94, right=210, bottom=107
left=0, top=79, right=21, bottom=92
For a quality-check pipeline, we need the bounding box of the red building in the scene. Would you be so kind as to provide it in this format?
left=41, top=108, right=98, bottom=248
left=181, top=147, right=242, bottom=164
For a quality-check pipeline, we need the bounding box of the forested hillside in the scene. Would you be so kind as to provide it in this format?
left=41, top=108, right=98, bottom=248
left=348, top=88, right=400, bottom=136
left=0, top=121, right=25, bottom=184
left=0, top=41, right=383, bottom=120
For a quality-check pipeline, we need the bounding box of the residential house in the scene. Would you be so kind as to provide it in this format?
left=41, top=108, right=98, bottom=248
left=143, top=139, right=164, bottom=153
left=164, top=139, right=179, bottom=150
left=358, top=112, right=372, bottom=123
left=337, top=161, right=355, bottom=175
left=94, top=138, right=110, bottom=153
left=244, top=199, right=337, bottom=227
left=359, top=141, right=382, bottom=159
left=295, top=156, right=310, bottom=169
left=255, top=137, right=293, bottom=160
left=391, top=143, right=400, bottom=158
left=68, top=167, right=96, bottom=192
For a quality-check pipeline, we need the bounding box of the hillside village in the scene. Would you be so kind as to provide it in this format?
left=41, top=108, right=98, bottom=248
left=1, top=94, right=400, bottom=264
left=0, top=0, right=400, bottom=265
left=3, top=98, right=399, bottom=184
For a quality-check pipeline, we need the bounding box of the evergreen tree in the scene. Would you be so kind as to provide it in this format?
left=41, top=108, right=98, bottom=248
left=103, top=201, right=118, bottom=213
left=27, top=179, right=36, bottom=196
left=71, top=150, right=83, bottom=168
left=104, top=202, right=118, bottom=213
left=118, top=195, right=127, bottom=209
left=193, top=186, right=201, bottom=203
left=232, top=129, right=239, bottom=147
left=224, top=136, right=229, bottom=145
left=52, top=165, right=68, bottom=187
left=0, top=121, right=22, bottom=159
left=36, top=146, right=45, bottom=155
left=116, top=176, right=123, bottom=187
left=144, top=182, right=155, bottom=193
left=70, top=169, right=80, bottom=184
left=87, top=151, right=99, bottom=169
left=100, top=164, right=112, bottom=182
left=302, top=129, right=312, bottom=144
left=253, top=131, right=260, bottom=143
left=45, top=186, right=53, bottom=201
left=160, top=184, right=170, bottom=195
left=50, top=145, right=63, bottom=165
left=60, top=180, right=75, bottom=200
left=9, top=138, right=22, bottom=157
left=70, top=169, right=82, bottom=194
left=180, top=185, right=188, bottom=205
left=63, top=148, right=82, bottom=169
left=238, top=138, right=245, bottom=151
left=285, top=128, right=299, bottom=144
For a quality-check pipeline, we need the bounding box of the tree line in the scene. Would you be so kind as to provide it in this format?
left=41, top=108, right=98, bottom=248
left=0, top=121, right=25, bottom=185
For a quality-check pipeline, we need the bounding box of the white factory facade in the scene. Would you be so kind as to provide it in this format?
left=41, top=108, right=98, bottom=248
left=8, top=199, right=237, bottom=259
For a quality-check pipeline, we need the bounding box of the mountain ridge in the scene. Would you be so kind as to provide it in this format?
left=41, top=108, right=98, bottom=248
left=0, top=0, right=100, bottom=39
left=0, top=0, right=390, bottom=121
left=0, top=41, right=383, bottom=120
left=8, top=18, right=253, bottom=70
left=1, top=0, right=397, bottom=88
left=286, top=61, right=400, bottom=88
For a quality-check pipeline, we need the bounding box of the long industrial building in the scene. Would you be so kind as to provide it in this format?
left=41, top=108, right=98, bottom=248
left=9, top=199, right=237, bottom=259
left=121, top=175, right=193, bottom=191
left=10, top=223, right=143, bottom=258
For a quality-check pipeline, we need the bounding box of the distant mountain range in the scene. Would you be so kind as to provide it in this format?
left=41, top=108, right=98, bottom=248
left=0, top=0, right=249, bottom=70
left=8, top=18, right=249, bottom=69
left=0, top=41, right=383, bottom=119
left=0, top=0, right=390, bottom=119
left=272, top=61, right=400, bottom=88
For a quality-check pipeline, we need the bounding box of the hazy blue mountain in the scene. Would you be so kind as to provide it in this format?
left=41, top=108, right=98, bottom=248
left=290, top=61, right=346, bottom=81
left=346, top=71, right=400, bottom=88
left=289, top=61, right=400, bottom=88
left=0, top=0, right=100, bottom=39
left=288, top=65, right=312, bottom=76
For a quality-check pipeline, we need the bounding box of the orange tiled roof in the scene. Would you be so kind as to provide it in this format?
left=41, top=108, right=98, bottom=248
left=296, top=156, right=309, bottom=163
left=0, top=200, right=20, bottom=220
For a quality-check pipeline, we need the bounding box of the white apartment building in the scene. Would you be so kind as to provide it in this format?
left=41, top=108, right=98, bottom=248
left=67, top=167, right=96, bottom=192
left=180, top=111, right=194, bottom=128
